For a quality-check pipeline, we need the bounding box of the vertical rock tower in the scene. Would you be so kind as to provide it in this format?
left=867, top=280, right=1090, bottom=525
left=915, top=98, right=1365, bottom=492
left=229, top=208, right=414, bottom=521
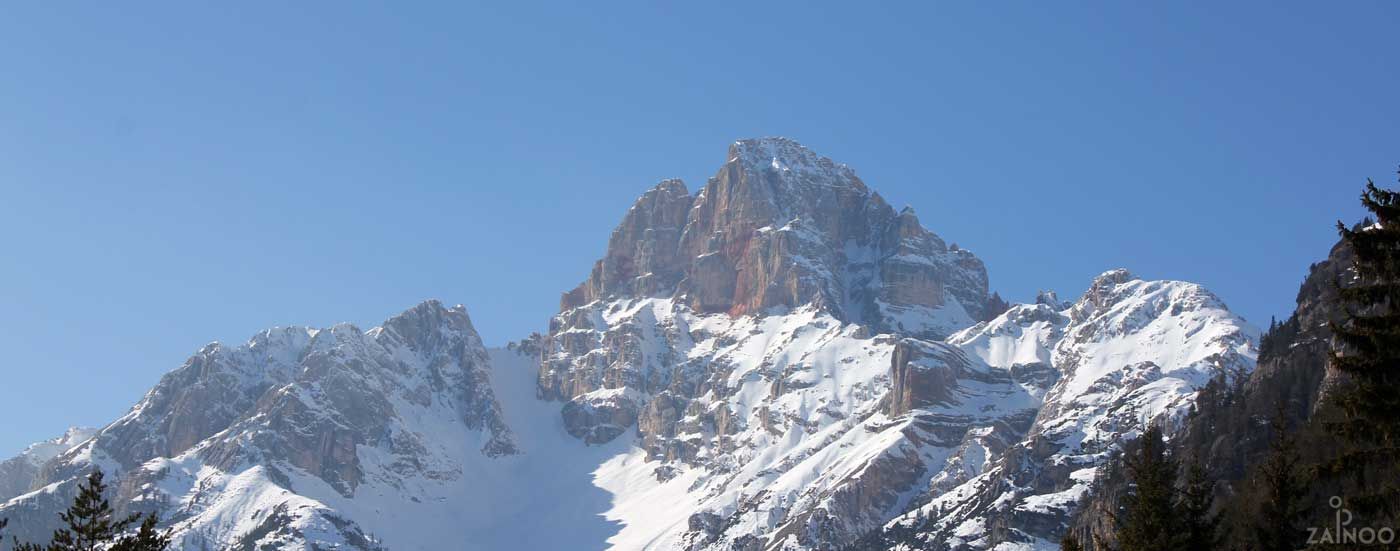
left=540, top=137, right=997, bottom=445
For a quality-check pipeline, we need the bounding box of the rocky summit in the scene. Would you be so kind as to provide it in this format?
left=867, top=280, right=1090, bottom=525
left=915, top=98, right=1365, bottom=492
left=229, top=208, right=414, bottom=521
left=0, top=138, right=1258, bottom=551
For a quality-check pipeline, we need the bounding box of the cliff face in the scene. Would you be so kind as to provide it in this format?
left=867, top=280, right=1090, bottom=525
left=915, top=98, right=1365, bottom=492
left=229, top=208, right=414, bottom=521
left=558, top=137, right=993, bottom=333
left=1233, top=240, right=1351, bottom=426
left=541, top=138, right=996, bottom=448
left=563, top=178, right=696, bottom=307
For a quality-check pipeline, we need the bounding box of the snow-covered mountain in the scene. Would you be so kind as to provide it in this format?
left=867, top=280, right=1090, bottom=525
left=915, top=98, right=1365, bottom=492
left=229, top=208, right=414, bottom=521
left=864, top=270, right=1258, bottom=550
left=0, top=427, right=96, bottom=504
left=0, top=301, right=518, bottom=549
left=0, top=138, right=1257, bottom=551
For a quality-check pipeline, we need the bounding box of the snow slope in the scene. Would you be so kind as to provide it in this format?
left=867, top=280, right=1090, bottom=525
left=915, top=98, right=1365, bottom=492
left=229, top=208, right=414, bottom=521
left=526, top=293, right=1047, bottom=550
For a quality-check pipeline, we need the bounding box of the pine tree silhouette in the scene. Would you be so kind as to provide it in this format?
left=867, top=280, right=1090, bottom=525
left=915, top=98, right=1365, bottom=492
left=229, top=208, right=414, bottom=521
left=2, top=469, right=172, bottom=551
left=1254, top=407, right=1304, bottom=551
left=1328, top=176, right=1400, bottom=521
left=48, top=470, right=139, bottom=551
left=1177, top=460, right=1219, bottom=549
left=111, top=514, right=171, bottom=551
left=1116, top=425, right=1180, bottom=551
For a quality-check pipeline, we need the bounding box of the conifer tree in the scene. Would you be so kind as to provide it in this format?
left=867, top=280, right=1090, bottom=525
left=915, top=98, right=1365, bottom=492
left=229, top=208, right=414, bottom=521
left=1116, top=425, right=1179, bottom=551
left=1253, top=408, right=1303, bottom=551
left=0, top=470, right=170, bottom=551
left=1177, top=461, right=1218, bottom=549
left=1329, top=177, right=1400, bottom=519
left=11, top=538, right=44, bottom=551
left=48, top=469, right=138, bottom=551
left=111, top=514, right=171, bottom=551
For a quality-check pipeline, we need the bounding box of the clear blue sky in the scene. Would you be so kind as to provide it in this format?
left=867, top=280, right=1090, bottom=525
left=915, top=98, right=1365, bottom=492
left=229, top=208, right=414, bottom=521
left=1, top=2, right=1394, bottom=455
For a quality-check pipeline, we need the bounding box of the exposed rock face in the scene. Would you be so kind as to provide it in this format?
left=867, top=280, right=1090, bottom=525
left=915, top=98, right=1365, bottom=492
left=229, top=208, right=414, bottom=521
left=0, top=427, right=94, bottom=503
left=1034, top=290, right=1069, bottom=310
left=542, top=138, right=995, bottom=446
left=887, top=340, right=966, bottom=417
left=536, top=301, right=1042, bottom=551
left=56, top=326, right=312, bottom=478
left=561, top=388, right=645, bottom=445
left=1260, top=239, right=1354, bottom=411
left=197, top=302, right=517, bottom=497
left=564, top=179, right=696, bottom=307
left=555, top=137, right=993, bottom=334
left=4, top=327, right=323, bottom=543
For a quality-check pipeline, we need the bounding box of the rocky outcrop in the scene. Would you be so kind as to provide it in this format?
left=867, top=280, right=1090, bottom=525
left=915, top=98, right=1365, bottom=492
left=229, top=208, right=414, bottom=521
left=198, top=301, right=517, bottom=498
left=48, top=326, right=313, bottom=480
left=1034, top=290, right=1069, bottom=310
left=563, top=179, right=695, bottom=308
left=1252, top=239, right=1353, bottom=414
left=2, top=327, right=320, bottom=542
left=886, top=340, right=966, bottom=417
left=556, top=137, right=994, bottom=333
left=542, top=138, right=997, bottom=449
left=561, top=388, right=645, bottom=445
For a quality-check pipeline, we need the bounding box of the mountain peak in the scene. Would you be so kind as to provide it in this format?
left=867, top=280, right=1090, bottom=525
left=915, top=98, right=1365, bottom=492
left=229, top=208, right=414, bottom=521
left=651, top=177, right=689, bottom=196
left=376, top=298, right=479, bottom=354
left=1035, top=289, right=1069, bottom=310
left=385, top=298, right=470, bottom=322
left=57, top=426, right=96, bottom=445
left=727, top=137, right=857, bottom=183
left=1071, top=268, right=1140, bottom=321
left=21, top=427, right=96, bottom=459
left=1091, top=267, right=1136, bottom=288
left=559, top=137, right=992, bottom=330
